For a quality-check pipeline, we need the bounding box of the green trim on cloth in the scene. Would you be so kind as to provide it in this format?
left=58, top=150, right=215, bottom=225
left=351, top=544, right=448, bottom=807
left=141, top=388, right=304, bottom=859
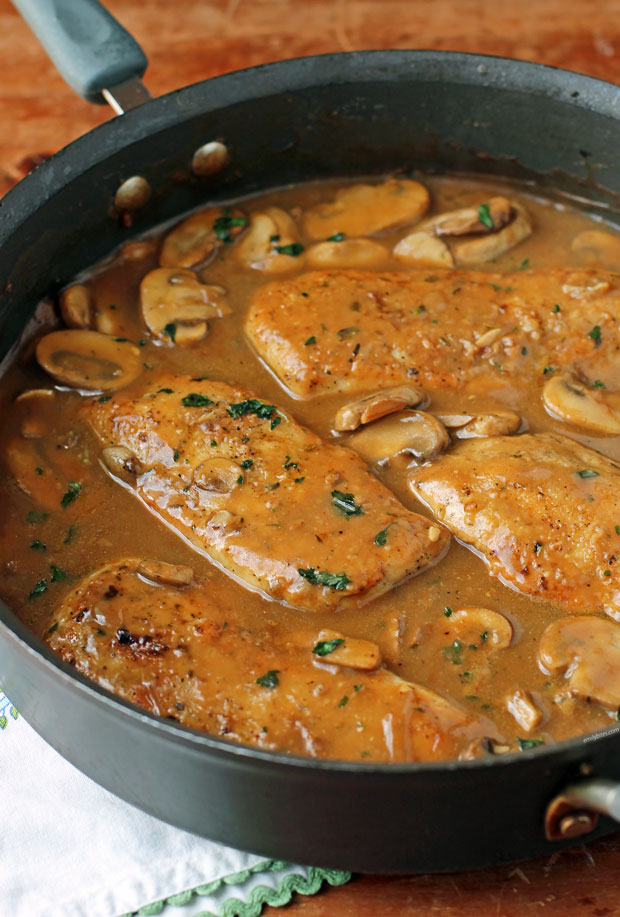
left=126, top=861, right=351, bottom=917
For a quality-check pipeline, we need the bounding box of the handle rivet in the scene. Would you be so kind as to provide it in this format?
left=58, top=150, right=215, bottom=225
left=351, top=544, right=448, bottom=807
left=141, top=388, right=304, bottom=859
left=114, top=176, right=151, bottom=211
left=558, top=812, right=598, bottom=839
left=192, top=141, right=229, bottom=177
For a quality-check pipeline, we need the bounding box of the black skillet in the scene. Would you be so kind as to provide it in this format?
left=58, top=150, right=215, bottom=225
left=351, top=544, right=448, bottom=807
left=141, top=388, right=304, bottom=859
left=2, top=0, right=620, bottom=873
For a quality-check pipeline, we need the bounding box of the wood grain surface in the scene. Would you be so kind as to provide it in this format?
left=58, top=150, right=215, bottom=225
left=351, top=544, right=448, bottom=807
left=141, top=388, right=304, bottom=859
left=3, top=0, right=620, bottom=913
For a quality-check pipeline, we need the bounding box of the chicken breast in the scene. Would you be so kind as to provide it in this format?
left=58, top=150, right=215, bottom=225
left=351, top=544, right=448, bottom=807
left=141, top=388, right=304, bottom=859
left=245, top=268, right=620, bottom=397
left=410, top=432, right=620, bottom=617
left=86, top=375, right=448, bottom=612
left=45, top=559, right=498, bottom=761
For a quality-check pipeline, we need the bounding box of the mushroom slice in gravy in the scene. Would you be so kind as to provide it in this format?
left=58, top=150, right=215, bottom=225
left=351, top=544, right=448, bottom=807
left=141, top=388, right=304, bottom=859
left=303, top=178, right=430, bottom=239
left=140, top=267, right=230, bottom=344
left=87, top=375, right=448, bottom=612
left=334, top=384, right=426, bottom=432
left=306, top=238, right=389, bottom=269
left=44, top=559, right=500, bottom=761
left=434, top=409, right=522, bottom=438
left=451, top=202, right=532, bottom=265
left=236, top=207, right=305, bottom=272
left=393, top=231, right=455, bottom=267
left=542, top=371, right=620, bottom=435
left=347, top=410, right=449, bottom=467
left=539, top=616, right=620, bottom=709
left=410, top=432, right=620, bottom=617
left=36, top=329, right=143, bottom=391
left=159, top=205, right=248, bottom=268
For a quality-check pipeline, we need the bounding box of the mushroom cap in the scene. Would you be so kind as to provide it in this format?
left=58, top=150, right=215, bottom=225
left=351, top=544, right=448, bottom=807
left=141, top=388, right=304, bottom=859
left=435, top=409, right=522, bottom=438
left=334, top=384, right=426, bottom=432
left=452, top=202, right=532, bottom=265
left=539, top=615, right=620, bottom=708
left=347, top=409, right=449, bottom=466
left=36, top=329, right=143, bottom=392
left=159, top=206, right=247, bottom=268
left=59, top=284, right=92, bottom=329
left=311, top=629, right=382, bottom=670
left=572, top=229, right=620, bottom=271
left=393, top=231, right=454, bottom=268
left=236, top=207, right=305, bottom=273
left=306, top=238, right=389, bottom=269
left=140, top=267, right=230, bottom=343
left=444, top=607, right=513, bottom=649
left=421, top=196, right=512, bottom=237
left=303, top=178, right=430, bottom=239
left=542, top=372, right=620, bottom=435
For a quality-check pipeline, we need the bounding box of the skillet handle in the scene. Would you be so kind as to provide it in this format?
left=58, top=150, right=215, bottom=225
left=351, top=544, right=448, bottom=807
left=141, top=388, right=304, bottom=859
left=11, top=0, right=148, bottom=106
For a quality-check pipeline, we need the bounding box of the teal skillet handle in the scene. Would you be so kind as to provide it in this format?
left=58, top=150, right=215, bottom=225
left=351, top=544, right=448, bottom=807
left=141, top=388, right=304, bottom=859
left=11, top=0, right=148, bottom=104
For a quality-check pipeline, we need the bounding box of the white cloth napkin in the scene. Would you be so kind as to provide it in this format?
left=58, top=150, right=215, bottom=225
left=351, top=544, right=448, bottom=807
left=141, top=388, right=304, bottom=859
left=0, top=690, right=350, bottom=917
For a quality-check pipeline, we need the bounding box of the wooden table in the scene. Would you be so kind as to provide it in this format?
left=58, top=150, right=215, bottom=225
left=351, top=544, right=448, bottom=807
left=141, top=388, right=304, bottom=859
left=3, top=0, right=620, bottom=913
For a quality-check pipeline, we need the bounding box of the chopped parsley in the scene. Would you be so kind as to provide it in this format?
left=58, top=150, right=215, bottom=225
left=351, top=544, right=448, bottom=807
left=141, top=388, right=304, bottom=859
left=543, top=366, right=554, bottom=375
left=213, top=212, right=248, bottom=243
left=442, top=640, right=463, bottom=664
left=48, top=621, right=58, bottom=634
left=156, top=387, right=173, bottom=394
left=576, top=469, right=599, bottom=479
left=50, top=564, right=68, bottom=582
left=337, top=326, right=359, bottom=339
left=294, top=477, right=305, bottom=484
left=616, top=525, right=620, bottom=536
left=299, top=568, right=351, bottom=591
left=256, top=670, right=280, bottom=689
left=338, top=695, right=349, bottom=708
left=29, top=540, right=46, bottom=552
left=227, top=399, right=281, bottom=429
left=63, top=526, right=76, bottom=544
left=553, top=304, right=561, bottom=313
left=163, top=322, right=176, bottom=342
left=331, top=490, right=363, bottom=517
left=313, top=638, right=345, bottom=656
left=592, top=379, right=606, bottom=389
left=521, top=346, right=528, bottom=355
left=274, top=242, right=304, bottom=256
left=444, top=606, right=453, bottom=617
left=97, top=395, right=111, bottom=402
left=327, top=232, right=345, bottom=242
left=181, top=393, right=213, bottom=407
left=374, top=523, right=394, bottom=546
left=27, top=511, right=48, bottom=525
left=283, top=456, right=298, bottom=470
left=517, top=737, right=544, bottom=750
left=28, top=579, right=47, bottom=600
left=236, top=475, right=244, bottom=486
left=588, top=324, right=602, bottom=345
left=35, top=466, right=43, bottom=475
left=240, top=459, right=254, bottom=469
left=534, top=541, right=543, bottom=555
left=477, top=203, right=493, bottom=229
left=61, top=482, right=82, bottom=508
left=518, top=258, right=530, bottom=270
left=304, top=336, right=317, bottom=346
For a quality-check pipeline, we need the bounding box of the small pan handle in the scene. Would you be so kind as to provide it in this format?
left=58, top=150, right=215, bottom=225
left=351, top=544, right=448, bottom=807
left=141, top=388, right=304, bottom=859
left=11, top=0, right=148, bottom=106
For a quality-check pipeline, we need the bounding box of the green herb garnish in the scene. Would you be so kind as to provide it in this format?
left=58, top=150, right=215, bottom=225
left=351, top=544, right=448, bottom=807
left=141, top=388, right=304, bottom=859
left=313, top=638, right=345, bottom=656
left=182, top=393, right=213, bottom=407
left=331, top=490, right=363, bottom=517
left=29, top=540, right=46, bottom=552
left=61, top=482, right=82, bottom=508
left=256, top=670, right=280, bottom=689
left=337, top=326, right=359, bottom=339
left=517, top=737, right=544, bottom=750
left=213, top=213, right=248, bottom=243
left=50, top=564, right=68, bottom=582
left=327, top=232, right=345, bottom=242
left=304, top=336, right=317, bottom=346
left=227, top=399, right=281, bottom=430
left=240, top=459, right=253, bottom=469
left=163, top=322, right=176, bottom=342
left=274, top=242, right=304, bottom=256
left=338, top=695, right=349, bottom=707
left=589, top=325, right=602, bottom=345
left=29, top=579, right=47, bottom=600
left=374, top=523, right=394, bottom=546
left=576, top=469, right=599, bottom=479
left=477, top=203, right=493, bottom=229
left=299, top=568, right=351, bottom=591
left=442, top=640, right=463, bottom=664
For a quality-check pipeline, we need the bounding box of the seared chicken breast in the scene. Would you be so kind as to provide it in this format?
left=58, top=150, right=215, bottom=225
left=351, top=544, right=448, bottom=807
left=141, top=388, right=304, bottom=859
left=86, top=375, right=448, bottom=612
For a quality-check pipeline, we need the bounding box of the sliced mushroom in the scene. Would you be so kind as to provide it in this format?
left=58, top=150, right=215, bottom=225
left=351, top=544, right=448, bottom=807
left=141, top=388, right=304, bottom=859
left=306, top=238, right=388, bottom=269
left=159, top=206, right=247, bottom=268
left=542, top=371, right=620, bottom=435
left=434, top=409, right=521, bottom=438
left=506, top=688, right=543, bottom=732
left=59, top=284, right=92, bottom=329
left=347, top=410, right=449, bottom=467
left=15, top=388, right=55, bottom=438
left=236, top=207, right=305, bottom=273
left=6, top=433, right=85, bottom=509
left=572, top=229, right=620, bottom=271
left=137, top=559, right=194, bottom=587
left=119, top=239, right=157, bottom=262
left=451, top=202, right=532, bottom=265
left=303, top=178, right=430, bottom=239
left=101, top=445, right=147, bottom=484
left=421, top=196, right=512, bottom=237
left=539, top=616, right=620, bottom=708
left=334, top=384, right=426, bottom=432
left=140, top=267, right=230, bottom=344
left=444, top=607, right=513, bottom=649
left=36, top=330, right=143, bottom=392
left=312, top=629, right=381, bottom=670
left=193, top=458, right=243, bottom=493
left=392, top=231, right=455, bottom=268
